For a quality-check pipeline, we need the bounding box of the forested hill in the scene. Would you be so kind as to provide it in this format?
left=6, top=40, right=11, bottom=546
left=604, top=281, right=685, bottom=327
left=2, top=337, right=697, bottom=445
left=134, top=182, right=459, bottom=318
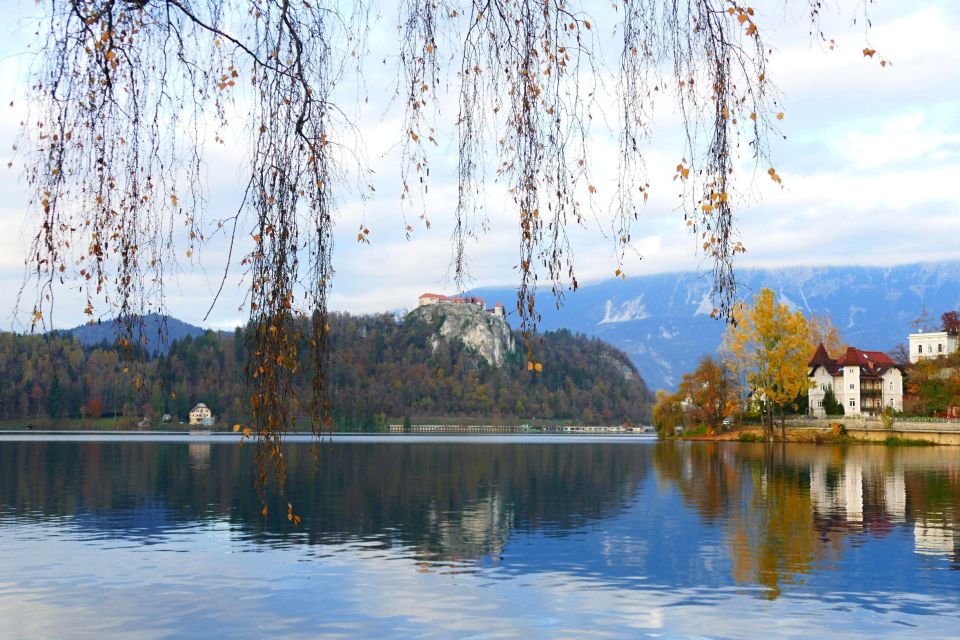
left=65, top=313, right=205, bottom=354
left=0, top=311, right=652, bottom=428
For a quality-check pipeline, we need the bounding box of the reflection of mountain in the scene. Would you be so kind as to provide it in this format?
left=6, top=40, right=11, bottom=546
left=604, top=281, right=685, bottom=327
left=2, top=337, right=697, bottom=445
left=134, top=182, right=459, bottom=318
left=3, top=439, right=958, bottom=606
left=0, top=441, right=649, bottom=563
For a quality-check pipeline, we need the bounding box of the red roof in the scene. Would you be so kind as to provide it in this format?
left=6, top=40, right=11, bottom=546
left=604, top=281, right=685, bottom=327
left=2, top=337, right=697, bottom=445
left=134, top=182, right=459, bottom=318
left=419, top=293, right=450, bottom=300
left=810, top=343, right=898, bottom=377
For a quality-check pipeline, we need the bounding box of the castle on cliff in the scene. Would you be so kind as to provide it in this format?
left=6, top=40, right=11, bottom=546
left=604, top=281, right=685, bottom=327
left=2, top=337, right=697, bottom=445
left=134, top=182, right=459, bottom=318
left=418, top=293, right=505, bottom=318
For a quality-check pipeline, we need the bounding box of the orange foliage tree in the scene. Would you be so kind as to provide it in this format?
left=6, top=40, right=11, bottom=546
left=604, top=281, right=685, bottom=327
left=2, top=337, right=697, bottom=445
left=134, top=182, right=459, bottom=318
left=722, top=288, right=810, bottom=438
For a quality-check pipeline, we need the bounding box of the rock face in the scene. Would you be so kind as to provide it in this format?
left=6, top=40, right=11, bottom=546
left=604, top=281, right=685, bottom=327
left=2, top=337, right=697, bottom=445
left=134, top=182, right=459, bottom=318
left=409, top=302, right=515, bottom=367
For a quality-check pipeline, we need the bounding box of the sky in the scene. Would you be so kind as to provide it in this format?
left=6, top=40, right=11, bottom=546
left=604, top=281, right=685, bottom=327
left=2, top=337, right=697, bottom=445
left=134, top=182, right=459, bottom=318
left=0, top=0, right=958, bottom=331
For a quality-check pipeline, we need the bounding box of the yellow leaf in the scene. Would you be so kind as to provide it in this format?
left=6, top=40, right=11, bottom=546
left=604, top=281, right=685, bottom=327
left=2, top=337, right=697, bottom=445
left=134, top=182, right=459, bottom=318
left=776, top=112, right=784, bottom=120
left=737, top=13, right=748, bottom=24
left=527, top=361, right=534, bottom=371
left=242, top=427, right=251, bottom=437
left=588, top=184, right=596, bottom=194
left=261, top=505, right=268, bottom=517
left=233, top=424, right=241, bottom=432
left=534, top=363, right=543, bottom=372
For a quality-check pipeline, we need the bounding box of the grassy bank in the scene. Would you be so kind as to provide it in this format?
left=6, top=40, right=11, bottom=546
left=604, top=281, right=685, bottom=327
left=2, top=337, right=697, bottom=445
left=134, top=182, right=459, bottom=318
left=681, top=427, right=938, bottom=447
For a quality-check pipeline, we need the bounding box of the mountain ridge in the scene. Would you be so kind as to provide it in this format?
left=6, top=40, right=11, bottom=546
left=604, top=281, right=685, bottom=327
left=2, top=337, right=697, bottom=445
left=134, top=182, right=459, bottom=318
left=471, top=261, right=960, bottom=391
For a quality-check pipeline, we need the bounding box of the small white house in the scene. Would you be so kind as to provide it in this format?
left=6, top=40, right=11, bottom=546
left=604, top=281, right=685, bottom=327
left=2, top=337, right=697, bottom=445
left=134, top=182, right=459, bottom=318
left=808, top=344, right=903, bottom=417
left=908, top=330, right=958, bottom=364
left=189, top=403, right=213, bottom=425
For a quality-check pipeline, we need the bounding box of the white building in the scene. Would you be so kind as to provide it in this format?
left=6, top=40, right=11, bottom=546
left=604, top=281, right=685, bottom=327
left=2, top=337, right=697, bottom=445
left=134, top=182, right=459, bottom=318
left=417, top=292, right=504, bottom=317
left=908, top=330, right=958, bottom=364
left=189, top=403, right=213, bottom=425
left=808, top=344, right=903, bottom=417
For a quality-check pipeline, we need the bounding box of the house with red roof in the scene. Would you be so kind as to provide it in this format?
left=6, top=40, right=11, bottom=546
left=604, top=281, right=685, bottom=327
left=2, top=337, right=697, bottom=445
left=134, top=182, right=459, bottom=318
left=808, top=344, right=903, bottom=417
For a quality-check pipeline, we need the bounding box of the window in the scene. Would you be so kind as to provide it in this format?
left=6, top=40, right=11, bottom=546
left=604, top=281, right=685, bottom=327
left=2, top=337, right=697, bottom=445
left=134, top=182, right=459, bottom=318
left=919, top=345, right=923, bottom=354
left=849, top=399, right=856, bottom=407
left=938, top=344, right=943, bottom=353
left=817, top=400, right=823, bottom=408
left=889, top=381, right=894, bottom=390
left=849, top=383, right=855, bottom=389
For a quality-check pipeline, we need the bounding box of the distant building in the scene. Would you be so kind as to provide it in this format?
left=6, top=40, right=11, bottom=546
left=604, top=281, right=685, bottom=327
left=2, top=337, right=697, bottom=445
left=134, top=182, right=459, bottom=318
left=808, top=344, right=903, bottom=417
left=908, top=330, right=958, bottom=364
left=417, top=292, right=504, bottom=317
left=189, top=403, right=213, bottom=425
left=418, top=292, right=450, bottom=306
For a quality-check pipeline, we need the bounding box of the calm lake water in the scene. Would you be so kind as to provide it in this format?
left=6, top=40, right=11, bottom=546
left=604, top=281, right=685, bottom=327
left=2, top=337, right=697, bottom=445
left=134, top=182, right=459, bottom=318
left=1, top=435, right=958, bottom=638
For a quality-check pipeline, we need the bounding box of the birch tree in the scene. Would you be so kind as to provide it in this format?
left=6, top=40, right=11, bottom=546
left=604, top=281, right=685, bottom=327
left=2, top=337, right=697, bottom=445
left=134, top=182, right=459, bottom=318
left=18, top=0, right=881, bottom=498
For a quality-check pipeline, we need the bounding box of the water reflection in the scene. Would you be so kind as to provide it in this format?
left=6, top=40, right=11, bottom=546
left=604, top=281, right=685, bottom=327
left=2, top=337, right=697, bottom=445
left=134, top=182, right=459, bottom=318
left=0, top=440, right=650, bottom=562
left=1, top=438, right=959, bottom=636
left=652, top=442, right=960, bottom=600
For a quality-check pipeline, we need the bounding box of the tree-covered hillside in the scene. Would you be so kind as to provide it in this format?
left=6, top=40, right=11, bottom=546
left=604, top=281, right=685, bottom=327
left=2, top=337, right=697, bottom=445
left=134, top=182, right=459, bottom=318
left=0, top=312, right=651, bottom=429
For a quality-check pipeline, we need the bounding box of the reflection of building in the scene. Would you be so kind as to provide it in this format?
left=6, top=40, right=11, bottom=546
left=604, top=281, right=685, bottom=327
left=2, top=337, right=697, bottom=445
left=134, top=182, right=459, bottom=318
left=914, top=519, right=957, bottom=557
left=808, top=344, right=903, bottom=417
left=188, top=443, right=211, bottom=470
left=884, top=470, right=906, bottom=523
left=189, top=403, right=213, bottom=425
left=427, top=490, right=514, bottom=561
left=908, top=330, right=958, bottom=364
left=808, top=459, right=864, bottom=524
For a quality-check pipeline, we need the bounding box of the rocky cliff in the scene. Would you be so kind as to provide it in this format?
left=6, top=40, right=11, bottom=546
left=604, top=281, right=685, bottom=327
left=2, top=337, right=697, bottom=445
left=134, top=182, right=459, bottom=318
left=408, top=302, right=515, bottom=368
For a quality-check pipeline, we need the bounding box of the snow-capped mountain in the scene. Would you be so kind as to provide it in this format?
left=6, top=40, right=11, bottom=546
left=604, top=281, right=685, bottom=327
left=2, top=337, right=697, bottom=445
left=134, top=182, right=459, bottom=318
left=473, top=262, right=960, bottom=391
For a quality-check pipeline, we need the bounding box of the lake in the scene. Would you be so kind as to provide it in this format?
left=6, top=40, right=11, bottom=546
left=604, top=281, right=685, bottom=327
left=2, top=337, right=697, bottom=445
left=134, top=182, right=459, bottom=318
left=1, top=435, right=958, bottom=638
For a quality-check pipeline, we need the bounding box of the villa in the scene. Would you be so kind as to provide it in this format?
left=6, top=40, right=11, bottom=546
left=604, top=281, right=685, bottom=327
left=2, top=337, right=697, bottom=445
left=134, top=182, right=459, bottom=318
left=189, top=403, right=213, bottom=426
left=908, top=330, right=958, bottom=364
left=808, top=344, right=903, bottom=417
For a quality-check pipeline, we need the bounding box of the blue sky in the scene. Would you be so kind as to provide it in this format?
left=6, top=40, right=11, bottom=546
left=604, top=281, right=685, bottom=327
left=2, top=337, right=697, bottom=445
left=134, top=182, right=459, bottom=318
left=0, top=0, right=958, bottom=330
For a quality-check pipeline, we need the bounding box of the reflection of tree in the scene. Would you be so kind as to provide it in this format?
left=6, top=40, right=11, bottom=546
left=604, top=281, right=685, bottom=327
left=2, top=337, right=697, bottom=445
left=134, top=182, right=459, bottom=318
left=0, top=441, right=649, bottom=563
left=727, top=454, right=817, bottom=599
left=653, top=442, right=818, bottom=598
left=653, top=443, right=960, bottom=597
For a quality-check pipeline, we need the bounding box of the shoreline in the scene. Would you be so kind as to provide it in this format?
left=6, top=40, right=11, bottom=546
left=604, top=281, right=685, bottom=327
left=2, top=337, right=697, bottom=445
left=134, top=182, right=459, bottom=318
left=682, top=426, right=951, bottom=446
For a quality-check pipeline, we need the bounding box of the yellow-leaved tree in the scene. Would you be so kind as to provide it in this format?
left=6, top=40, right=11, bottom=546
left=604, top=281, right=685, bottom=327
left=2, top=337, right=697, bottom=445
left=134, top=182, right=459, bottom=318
left=722, top=288, right=810, bottom=439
